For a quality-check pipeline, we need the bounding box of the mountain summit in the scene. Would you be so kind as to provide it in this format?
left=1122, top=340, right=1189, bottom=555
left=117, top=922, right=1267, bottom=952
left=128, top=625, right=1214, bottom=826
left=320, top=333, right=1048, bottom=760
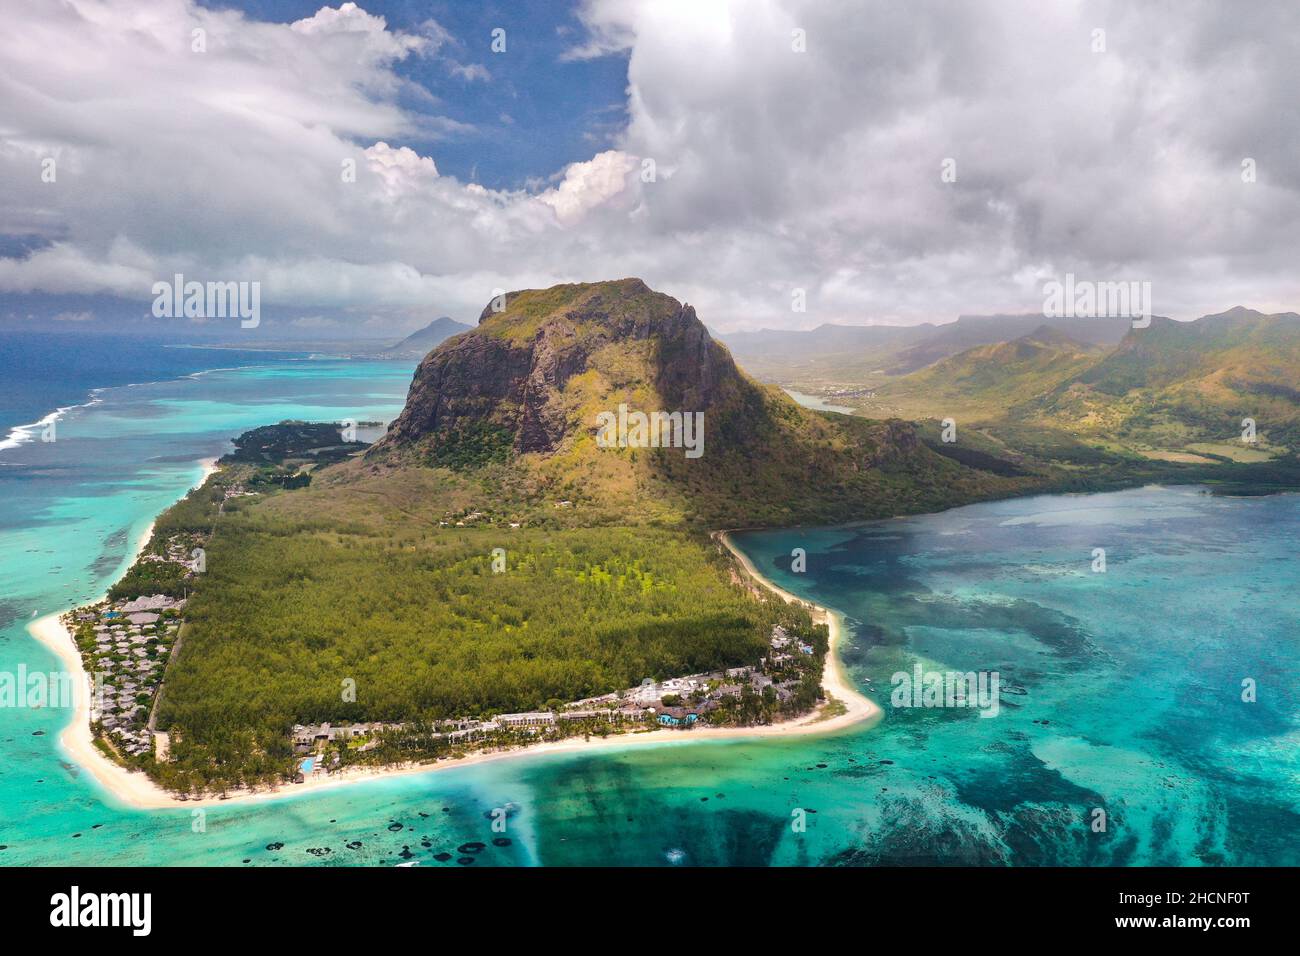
left=385, top=278, right=732, bottom=454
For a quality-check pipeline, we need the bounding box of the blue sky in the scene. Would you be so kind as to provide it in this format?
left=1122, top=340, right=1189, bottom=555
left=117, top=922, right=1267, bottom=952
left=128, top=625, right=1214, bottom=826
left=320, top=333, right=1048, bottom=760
left=212, top=0, right=630, bottom=190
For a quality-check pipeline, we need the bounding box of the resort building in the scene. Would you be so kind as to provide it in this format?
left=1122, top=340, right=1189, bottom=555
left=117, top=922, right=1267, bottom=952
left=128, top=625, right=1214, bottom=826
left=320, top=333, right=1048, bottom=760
left=498, top=711, right=556, bottom=727
left=118, top=595, right=182, bottom=614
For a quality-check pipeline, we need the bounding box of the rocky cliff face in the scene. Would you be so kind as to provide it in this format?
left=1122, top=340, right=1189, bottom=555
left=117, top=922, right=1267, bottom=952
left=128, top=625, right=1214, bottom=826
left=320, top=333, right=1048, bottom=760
left=382, top=278, right=742, bottom=455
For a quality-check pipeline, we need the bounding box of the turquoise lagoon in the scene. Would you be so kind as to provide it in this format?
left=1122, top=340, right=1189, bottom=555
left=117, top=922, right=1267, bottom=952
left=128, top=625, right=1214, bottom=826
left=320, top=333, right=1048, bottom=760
left=1, top=356, right=1297, bottom=866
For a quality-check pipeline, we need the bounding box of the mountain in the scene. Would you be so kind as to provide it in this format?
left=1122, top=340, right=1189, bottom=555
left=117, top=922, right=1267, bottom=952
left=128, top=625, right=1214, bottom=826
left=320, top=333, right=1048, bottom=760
left=385, top=281, right=736, bottom=456
left=865, top=325, right=1105, bottom=422
left=866, top=305, right=1300, bottom=466
left=1065, top=308, right=1300, bottom=395
left=884, top=313, right=1134, bottom=375
left=1032, top=307, right=1300, bottom=456
left=717, top=322, right=934, bottom=382
left=783, top=303, right=1300, bottom=477
left=375, top=278, right=1034, bottom=527
left=379, top=291, right=1300, bottom=477
left=379, top=316, right=472, bottom=358
left=717, top=313, right=1134, bottom=390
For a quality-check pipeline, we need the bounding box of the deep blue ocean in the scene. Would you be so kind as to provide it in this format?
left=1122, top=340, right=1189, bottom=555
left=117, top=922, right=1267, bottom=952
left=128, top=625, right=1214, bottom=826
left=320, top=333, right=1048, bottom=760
left=0, top=331, right=314, bottom=440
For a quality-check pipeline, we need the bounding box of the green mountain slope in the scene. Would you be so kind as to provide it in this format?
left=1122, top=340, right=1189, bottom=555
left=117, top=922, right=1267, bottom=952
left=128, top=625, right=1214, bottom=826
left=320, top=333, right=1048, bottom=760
left=863, top=326, right=1104, bottom=422
left=719, top=313, right=1132, bottom=392
left=826, top=305, right=1300, bottom=468
left=1034, top=308, right=1300, bottom=456
left=883, top=314, right=1130, bottom=375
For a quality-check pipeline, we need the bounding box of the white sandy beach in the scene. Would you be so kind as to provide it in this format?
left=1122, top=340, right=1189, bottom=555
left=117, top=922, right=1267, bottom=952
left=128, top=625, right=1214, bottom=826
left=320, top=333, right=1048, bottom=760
left=26, top=494, right=881, bottom=810
left=25, top=457, right=219, bottom=809
left=715, top=530, right=881, bottom=732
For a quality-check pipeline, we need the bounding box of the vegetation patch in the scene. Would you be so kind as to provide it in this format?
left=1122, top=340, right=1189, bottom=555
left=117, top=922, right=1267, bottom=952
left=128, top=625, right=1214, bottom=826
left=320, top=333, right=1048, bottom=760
left=429, top=422, right=514, bottom=471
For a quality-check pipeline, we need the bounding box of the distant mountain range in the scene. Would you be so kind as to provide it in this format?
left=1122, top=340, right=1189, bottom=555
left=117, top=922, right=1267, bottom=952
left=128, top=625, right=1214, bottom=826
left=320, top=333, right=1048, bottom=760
left=885, top=313, right=1133, bottom=375
left=717, top=313, right=1134, bottom=383
left=849, top=306, right=1300, bottom=464
left=1033, top=307, right=1300, bottom=457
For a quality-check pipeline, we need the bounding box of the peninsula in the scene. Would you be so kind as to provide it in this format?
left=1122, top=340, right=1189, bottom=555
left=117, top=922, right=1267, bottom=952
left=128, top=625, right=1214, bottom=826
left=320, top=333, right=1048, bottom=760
left=37, top=279, right=1299, bottom=806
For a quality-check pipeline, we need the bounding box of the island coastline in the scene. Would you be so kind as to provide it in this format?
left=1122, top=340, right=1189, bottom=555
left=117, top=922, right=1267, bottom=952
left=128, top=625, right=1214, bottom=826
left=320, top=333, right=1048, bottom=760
left=26, top=483, right=882, bottom=810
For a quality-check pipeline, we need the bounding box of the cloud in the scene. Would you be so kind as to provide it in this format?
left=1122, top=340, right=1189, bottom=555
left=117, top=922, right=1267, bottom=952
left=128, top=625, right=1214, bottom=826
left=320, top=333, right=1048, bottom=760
left=538, top=151, right=639, bottom=225
left=51, top=309, right=95, bottom=322
left=2, top=0, right=1298, bottom=332
left=365, top=141, right=440, bottom=196
left=559, top=0, right=637, bottom=61
left=0, top=241, right=157, bottom=297
left=568, top=0, right=1300, bottom=326
left=446, top=61, right=491, bottom=82
left=289, top=1, right=426, bottom=56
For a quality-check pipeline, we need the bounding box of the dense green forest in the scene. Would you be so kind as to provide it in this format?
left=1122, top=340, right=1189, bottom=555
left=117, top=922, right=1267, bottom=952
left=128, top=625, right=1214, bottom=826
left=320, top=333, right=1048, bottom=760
left=149, top=498, right=792, bottom=790
left=163, top=524, right=774, bottom=724
left=222, top=420, right=367, bottom=465
left=107, top=559, right=191, bottom=600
